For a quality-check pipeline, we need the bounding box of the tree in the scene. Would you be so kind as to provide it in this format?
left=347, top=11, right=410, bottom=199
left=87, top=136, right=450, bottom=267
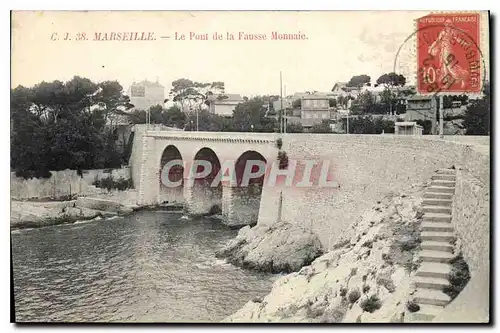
left=184, top=110, right=232, bottom=132
left=351, top=91, right=375, bottom=114
left=232, top=96, right=277, bottom=132
left=286, top=122, right=304, bottom=133
left=94, top=80, right=133, bottom=129
left=346, top=116, right=395, bottom=134
left=10, top=76, right=128, bottom=178
left=375, top=72, right=406, bottom=88
left=376, top=73, right=407, bottom=115
left=292, top=98, right=302, bottom=109
left=310, top=120, right=332, bottom=133
left=337, top=96, right=348, bottom=108
left=346, top=75, right=371, bottom=90
left=416, top=119, right=433, bottom=134
left=464, top=83, right=490, bottom=135
left=163, top=105, right=186, bottom=128
left=169, top=78, right=225, bottom=112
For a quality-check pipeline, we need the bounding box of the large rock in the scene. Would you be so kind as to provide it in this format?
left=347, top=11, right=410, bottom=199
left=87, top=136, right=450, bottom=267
left=75, top=197, right=133, bottom=214
left=216, top=222, right=323, bottom=273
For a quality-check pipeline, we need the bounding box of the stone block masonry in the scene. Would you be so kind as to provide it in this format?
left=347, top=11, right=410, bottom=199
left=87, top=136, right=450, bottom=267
left=130, top=130, right=488, bottom=290
left=265, top=134, right=489, bottom=252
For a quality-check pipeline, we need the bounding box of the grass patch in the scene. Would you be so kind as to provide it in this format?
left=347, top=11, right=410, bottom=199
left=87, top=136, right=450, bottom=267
left=362, top=240, right=373, bottom=248
left=443, top=253, right=471, bottom=300
left=93, top=175, right=133, bottom=191
left=348, top=289, right=361, bottom=304
left=360, top=295, right=382, bottom=313
left=406, top=300, right=420, bottom=313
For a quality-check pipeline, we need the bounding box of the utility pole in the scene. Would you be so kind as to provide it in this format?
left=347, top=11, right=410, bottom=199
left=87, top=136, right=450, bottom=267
left=346, top=111, right=349, bottom=134
left=280, top=71, right=283, bottom=134
left=439, top=94, right=444, bottom=138
left=284, top=85, right=287, bottom=134
left=196, top=108, right=199, bottom=132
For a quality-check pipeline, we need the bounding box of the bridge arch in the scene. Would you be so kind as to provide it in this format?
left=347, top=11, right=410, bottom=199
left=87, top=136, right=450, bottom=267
left=159, top=145, right=184, bottom=204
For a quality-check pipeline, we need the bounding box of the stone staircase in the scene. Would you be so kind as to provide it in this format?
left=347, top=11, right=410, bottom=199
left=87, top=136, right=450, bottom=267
left=410, top=168, right=458, bottom=322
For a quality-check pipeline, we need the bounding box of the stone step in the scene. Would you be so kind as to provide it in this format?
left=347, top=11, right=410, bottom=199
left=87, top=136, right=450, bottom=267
left=430, top=180, right=456, bottom=188
left=423, top=205, right=452, bottom=214
left=422, top=198, right=453, bottom=207
left=427, top=186, right=455, bottom=194
left=436, top=169, right=456, bottom=174
left=416, top=262, right=452, bottom=279
left=423, top=213, right=452, bottom=223
left=414, top=289, right=451, bottom=306
left=409, top=304, right=445, bottom=322
left=424, top=192, right=453, bottom=199
left=414, top=276, right=450, bottom=290
left=422, top=222, right=454, bottom=232
left=432, top=174, right=456, bottom=181
left=419, top=250, right=454, bottom=263
left=421, top=231, right=455, bottom=242
left=421, top=241, right=454, bottom=253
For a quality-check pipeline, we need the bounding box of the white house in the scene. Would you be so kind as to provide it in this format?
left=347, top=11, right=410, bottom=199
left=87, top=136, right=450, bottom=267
left=207, top=94, right=244, bottom=117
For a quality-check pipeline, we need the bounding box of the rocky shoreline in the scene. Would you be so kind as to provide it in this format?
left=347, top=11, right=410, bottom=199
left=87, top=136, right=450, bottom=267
left=10, top=197, right=184, bottom=230
left=224, top=185, right=429, bottom=323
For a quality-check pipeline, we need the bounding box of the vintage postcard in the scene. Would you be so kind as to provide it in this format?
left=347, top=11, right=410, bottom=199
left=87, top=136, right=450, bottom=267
left=10, top=11, right=490, bottom=323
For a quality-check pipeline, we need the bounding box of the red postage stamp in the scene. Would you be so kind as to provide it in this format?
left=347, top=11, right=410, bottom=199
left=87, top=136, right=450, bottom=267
left=416, top=13, right=481, bottom=94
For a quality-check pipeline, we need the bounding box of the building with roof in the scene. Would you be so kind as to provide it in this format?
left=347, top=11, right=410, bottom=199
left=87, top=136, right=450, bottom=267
left=331, top=82, right=359, bottom=97
left=207, top=93, right=244, bottom=117
left=394, top=121, right=423, bottom=136
left=405, top=95, right=437, bottom=121
left=128, top=79, right=165, bottom=111
left=300, top=94, right=331, bottom=129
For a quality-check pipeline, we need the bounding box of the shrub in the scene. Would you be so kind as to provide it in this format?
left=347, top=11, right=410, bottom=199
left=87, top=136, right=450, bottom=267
left=399, top=236, right=421, bottom=251
left=362, top=284, right=370, bottom=294
left=93, top=175, right=133, bottom=191
left=376, top=275, right=396, bottom=293
left=406, top=300, right=420, bottom=313
left=348, top=289, right=361, bottom=303
left=277, top=151, right=289, bottom=170
left=360, top=295, right=382, bottom=313
left=275, top=137, right=283, bottom=150
left=443, top=253, right=471, bottom=300
left=362, top=240, right=373, bottom=248
left=339, top=287, right=348, bottom=297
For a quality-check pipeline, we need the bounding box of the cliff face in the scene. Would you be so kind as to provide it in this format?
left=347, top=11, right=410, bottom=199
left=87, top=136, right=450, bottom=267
left=225, top=186, right=426, bottom=323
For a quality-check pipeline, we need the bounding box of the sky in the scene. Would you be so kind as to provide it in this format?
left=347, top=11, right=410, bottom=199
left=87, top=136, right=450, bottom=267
left=11, top=11, right=490, bottom=97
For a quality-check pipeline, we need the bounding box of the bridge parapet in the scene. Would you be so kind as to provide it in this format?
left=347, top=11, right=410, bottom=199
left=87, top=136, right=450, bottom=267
left=145, top=131, right=278, bottom=145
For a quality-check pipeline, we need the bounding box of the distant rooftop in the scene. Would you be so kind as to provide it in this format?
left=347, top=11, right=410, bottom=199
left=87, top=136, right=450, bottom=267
left=131, top=80, right=164, bottom=88
left=407, top=95, right=433, bottom=101
left=207, top=93, right=243, bottom=102
left=302, top=94, right=329, bottom=100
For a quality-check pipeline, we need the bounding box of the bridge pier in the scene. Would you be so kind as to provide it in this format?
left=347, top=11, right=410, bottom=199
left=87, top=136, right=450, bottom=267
left=222, top=184, right=235, bottom=225
left=183, top=180, right=222, bottom=216
left=138, top=135, right=160, bottom=206
left=222, top=184, right=263, bottom=227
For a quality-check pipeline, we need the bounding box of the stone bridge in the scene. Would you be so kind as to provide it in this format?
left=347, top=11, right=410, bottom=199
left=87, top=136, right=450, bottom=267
left=130, top=126, right=490, bottom=322
left=130, top=127, right=280, bottom=226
